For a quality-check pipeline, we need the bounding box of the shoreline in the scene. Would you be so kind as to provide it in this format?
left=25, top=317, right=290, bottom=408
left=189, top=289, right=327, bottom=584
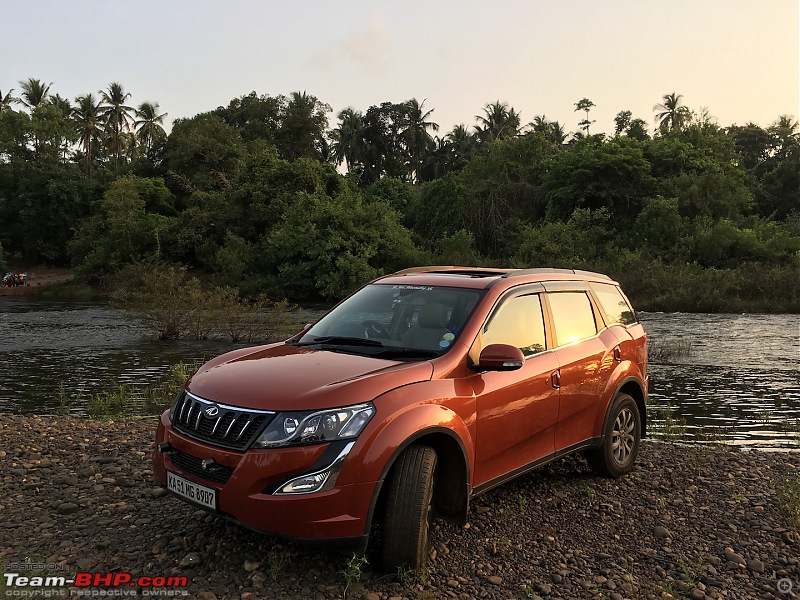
left=0, top=414, right=797, bottom=599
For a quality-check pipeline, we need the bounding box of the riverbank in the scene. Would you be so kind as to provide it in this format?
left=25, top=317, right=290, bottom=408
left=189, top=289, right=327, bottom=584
left=0, top=415, right=797, bottom=599
left=0, top=267, right=78, bottom=297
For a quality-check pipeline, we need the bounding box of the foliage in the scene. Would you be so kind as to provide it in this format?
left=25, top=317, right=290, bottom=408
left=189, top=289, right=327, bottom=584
left=112, top=264, right=299, bottom=341
left=0, top=81, right=797, bottom=312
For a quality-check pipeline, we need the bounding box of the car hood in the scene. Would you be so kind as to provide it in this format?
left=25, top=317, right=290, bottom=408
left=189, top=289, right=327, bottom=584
left=186, top=343, right=434, bottom=411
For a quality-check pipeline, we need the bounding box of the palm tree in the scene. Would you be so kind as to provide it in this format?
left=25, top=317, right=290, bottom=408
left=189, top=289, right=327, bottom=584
left=47, top=94, right=73, bottom=118
left=653, top=92, right=690, bottom=133
left=74, top=93, right=103, bottom=177
left=134, top=101, right=167, bottom=153
left=16, top=78, right=52, bottom=110
left=529, top=115, right=567, bottom=145
left=330, top=107, right=366, bottom=173
left=0, top=89, right=16, bottom=114
left=402, top=98, right=439, bottom=183
left=99, top=82, right=134, bottom=169
left=476, top=101, right=521, bottom=142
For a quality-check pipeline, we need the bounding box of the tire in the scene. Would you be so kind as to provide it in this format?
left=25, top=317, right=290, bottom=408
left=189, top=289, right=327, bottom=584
left=585, top=393, right=641, bottom=478
left=380, top=444, right=437, bottom=571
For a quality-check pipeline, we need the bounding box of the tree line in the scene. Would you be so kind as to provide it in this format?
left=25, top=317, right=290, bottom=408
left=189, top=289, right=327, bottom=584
left=0, top=79, right=797, bottom=311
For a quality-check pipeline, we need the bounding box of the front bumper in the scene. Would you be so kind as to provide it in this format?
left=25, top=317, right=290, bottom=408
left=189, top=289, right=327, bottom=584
left=153, top=412, right=376, bottom=543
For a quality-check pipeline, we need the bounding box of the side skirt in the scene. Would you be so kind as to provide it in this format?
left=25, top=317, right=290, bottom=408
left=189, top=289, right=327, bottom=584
left=472, top=437, right=601, bottom=497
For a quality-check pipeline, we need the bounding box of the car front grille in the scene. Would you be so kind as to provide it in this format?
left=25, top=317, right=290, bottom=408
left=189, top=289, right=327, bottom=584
left=169, top=449, right=235, bottom=484
left=172, top=391, right=274, bottom=450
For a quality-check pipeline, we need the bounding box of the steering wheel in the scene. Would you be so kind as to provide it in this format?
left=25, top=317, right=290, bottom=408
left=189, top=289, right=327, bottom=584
left=362, top=320, right=392, bottom=340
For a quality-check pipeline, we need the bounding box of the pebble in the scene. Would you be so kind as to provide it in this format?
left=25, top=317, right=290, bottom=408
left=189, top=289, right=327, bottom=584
left=0, top=415, right=795, bottom=600
left=723, top=547, right=746, bottom=566
left=57, top=502, right=80, bottom=514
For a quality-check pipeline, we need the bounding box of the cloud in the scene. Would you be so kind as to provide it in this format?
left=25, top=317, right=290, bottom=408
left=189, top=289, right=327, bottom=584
left=312, top=11, right=391, bottom=72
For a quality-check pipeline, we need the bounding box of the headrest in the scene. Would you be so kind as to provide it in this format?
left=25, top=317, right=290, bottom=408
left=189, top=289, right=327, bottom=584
left=419, top=303, right=448, bottom=329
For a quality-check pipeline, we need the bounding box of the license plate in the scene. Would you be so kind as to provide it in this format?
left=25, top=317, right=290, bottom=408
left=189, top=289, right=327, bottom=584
left=166, top=471, right=217, bottom=510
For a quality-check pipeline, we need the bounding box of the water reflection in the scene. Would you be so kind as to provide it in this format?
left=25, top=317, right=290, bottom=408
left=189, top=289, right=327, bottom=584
left=1, top=298, right=798, bottom=450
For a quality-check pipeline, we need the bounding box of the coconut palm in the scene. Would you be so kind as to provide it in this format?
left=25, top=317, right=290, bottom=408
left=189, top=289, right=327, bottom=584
left=16, top=78, right=52, bottom=110
left=330, top=107, right=366, bottom=173
left=529, top=115, right=567, bottom=145
left=476, top=101, right=521, bottom=142
left=47, top=94, right=73, bottom=118
left=134, top=101, right=167, bottom=152
left=74, top=93, right=103, bottom=177
left=99, top=82, right=134, bottom=169
left=402, top=98, right=439, bottom=183
left=653, top=92, right=690, bottom=133
left=0, top=89, right=16, bottom=113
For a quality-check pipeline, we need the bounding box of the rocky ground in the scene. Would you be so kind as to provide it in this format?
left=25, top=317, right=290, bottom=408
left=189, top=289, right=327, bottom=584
left=0, top=414, right=797, bottom=600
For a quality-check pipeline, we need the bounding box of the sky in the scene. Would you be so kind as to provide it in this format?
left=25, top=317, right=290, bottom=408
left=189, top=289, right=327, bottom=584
left=2, top=0, right=798, bottom=136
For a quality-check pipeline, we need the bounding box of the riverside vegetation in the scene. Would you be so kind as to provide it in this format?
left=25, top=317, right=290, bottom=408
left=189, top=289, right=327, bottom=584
left=0, top=83, right=798, bottom=312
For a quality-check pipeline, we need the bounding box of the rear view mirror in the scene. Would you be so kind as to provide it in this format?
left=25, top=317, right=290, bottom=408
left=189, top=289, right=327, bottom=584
left=476, top=344, right=525, bottom=371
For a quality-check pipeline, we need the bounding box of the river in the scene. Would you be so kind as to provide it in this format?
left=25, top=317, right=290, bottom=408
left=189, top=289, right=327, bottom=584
left=0, top=297, right=797, bottom=450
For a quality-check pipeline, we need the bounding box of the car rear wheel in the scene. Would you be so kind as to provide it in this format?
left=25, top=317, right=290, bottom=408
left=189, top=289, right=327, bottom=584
left=585, top=393, right=641, bottom=478
left=381, top=444, right=437, bottom=570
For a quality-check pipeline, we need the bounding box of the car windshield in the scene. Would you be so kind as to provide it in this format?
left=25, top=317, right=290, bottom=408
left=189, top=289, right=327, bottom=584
left=292, top=284, right=483, bottom=358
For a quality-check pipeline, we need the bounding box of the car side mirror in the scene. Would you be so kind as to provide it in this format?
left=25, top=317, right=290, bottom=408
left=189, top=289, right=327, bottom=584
left=475, top=344, right=525, bottom=371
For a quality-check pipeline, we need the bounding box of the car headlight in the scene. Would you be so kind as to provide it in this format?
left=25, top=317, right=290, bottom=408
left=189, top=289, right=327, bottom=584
left=253, top=403, right=375, bottom=448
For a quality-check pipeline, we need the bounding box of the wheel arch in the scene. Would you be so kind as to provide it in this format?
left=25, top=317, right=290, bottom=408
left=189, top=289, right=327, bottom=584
left=365, top=426, right=471, bottom=534
left=614, top=377, right=647, bottom=438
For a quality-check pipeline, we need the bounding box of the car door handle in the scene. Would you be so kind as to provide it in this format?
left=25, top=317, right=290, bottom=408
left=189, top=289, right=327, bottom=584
left=613, top=346, right=621, bottom=362
left=551, top=369, right=560, bottom=389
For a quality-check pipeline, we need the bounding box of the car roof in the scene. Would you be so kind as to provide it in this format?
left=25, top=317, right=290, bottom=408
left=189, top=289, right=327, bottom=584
left=375, top=266, right=616, bottom=290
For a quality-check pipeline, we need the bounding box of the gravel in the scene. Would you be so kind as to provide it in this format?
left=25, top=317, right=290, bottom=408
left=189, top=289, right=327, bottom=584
left=1, top=414, right=797, bottom=599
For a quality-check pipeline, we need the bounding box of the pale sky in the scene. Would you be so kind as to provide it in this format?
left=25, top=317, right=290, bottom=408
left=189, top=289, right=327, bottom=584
left=3, top=0, right=798, bottom=136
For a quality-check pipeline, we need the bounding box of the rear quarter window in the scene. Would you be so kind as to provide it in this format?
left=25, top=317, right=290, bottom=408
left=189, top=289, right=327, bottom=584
left=590, top=283, right=637, bottom=326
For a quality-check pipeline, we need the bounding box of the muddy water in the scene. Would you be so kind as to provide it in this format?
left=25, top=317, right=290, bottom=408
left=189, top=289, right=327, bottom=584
left=1, top=298, right=797, bottom=450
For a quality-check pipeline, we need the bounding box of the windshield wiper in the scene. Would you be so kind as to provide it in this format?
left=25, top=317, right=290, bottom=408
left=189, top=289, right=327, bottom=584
left=292, top=336, right=384, bottom=348
left=372, top=347, right=439, bottom=359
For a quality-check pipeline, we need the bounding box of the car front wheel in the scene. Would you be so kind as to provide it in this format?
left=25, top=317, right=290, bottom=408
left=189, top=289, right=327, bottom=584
left=585, top=392, right=641, bottom=478
left=380, top=444, right=437, bottom=570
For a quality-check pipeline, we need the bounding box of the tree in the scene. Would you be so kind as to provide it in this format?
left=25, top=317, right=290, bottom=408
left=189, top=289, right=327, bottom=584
left=0, top=89, right=15, bottom=113
left=73, top=94, right=104, bottom=177
left=99, top=82, right=134, bottom=170
left=402, top=98, right=439, bottom=183
left=615, top=110, right=649, bottom=140
left=134, top=101, right=168, bottom=153
left=654, top=92, right=691, bottom=133
left=278, top=91, right=331, bottom=161
left=574, top=98, right=596, bottom=135
left=530, top=115, right=567, bottom=145
left=16, top=78, right=52, bottom=110
left=330, top=107, right=366, bottom=173
left=476, top=101, right=521, bottom=142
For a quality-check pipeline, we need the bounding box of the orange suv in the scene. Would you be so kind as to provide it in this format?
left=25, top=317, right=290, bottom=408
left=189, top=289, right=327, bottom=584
left=153, top=267, right=648, bottom=569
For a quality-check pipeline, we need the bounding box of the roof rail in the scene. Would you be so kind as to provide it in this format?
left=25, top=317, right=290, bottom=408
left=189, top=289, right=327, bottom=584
left=392, top=266, right=508, bottom=277
left=503, top=268, right=612, bottom=280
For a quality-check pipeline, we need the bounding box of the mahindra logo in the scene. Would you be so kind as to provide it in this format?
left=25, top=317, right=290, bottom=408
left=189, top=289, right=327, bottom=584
left=204, top=405, right=220, bottom=417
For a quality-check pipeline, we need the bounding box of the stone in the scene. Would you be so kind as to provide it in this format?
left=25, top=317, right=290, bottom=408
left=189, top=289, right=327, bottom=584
left=654, top=525, right=672, bottom=539
left=689, top=589, right=705, bottom=600
left=487, top=575, right=502, bottom=585
left=746, top=558, right=764, bottom=573
left=58, top=503, right=80, bottom=515
left=179, top=552, right=202, bottom=567
left=243, top=560, right=261, bottom=572
left=723, top=547, right=746, bottom=566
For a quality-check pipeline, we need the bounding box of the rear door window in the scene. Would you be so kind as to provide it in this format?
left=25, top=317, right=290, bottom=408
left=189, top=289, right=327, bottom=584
left=547, top=292, right=597, bottom=346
